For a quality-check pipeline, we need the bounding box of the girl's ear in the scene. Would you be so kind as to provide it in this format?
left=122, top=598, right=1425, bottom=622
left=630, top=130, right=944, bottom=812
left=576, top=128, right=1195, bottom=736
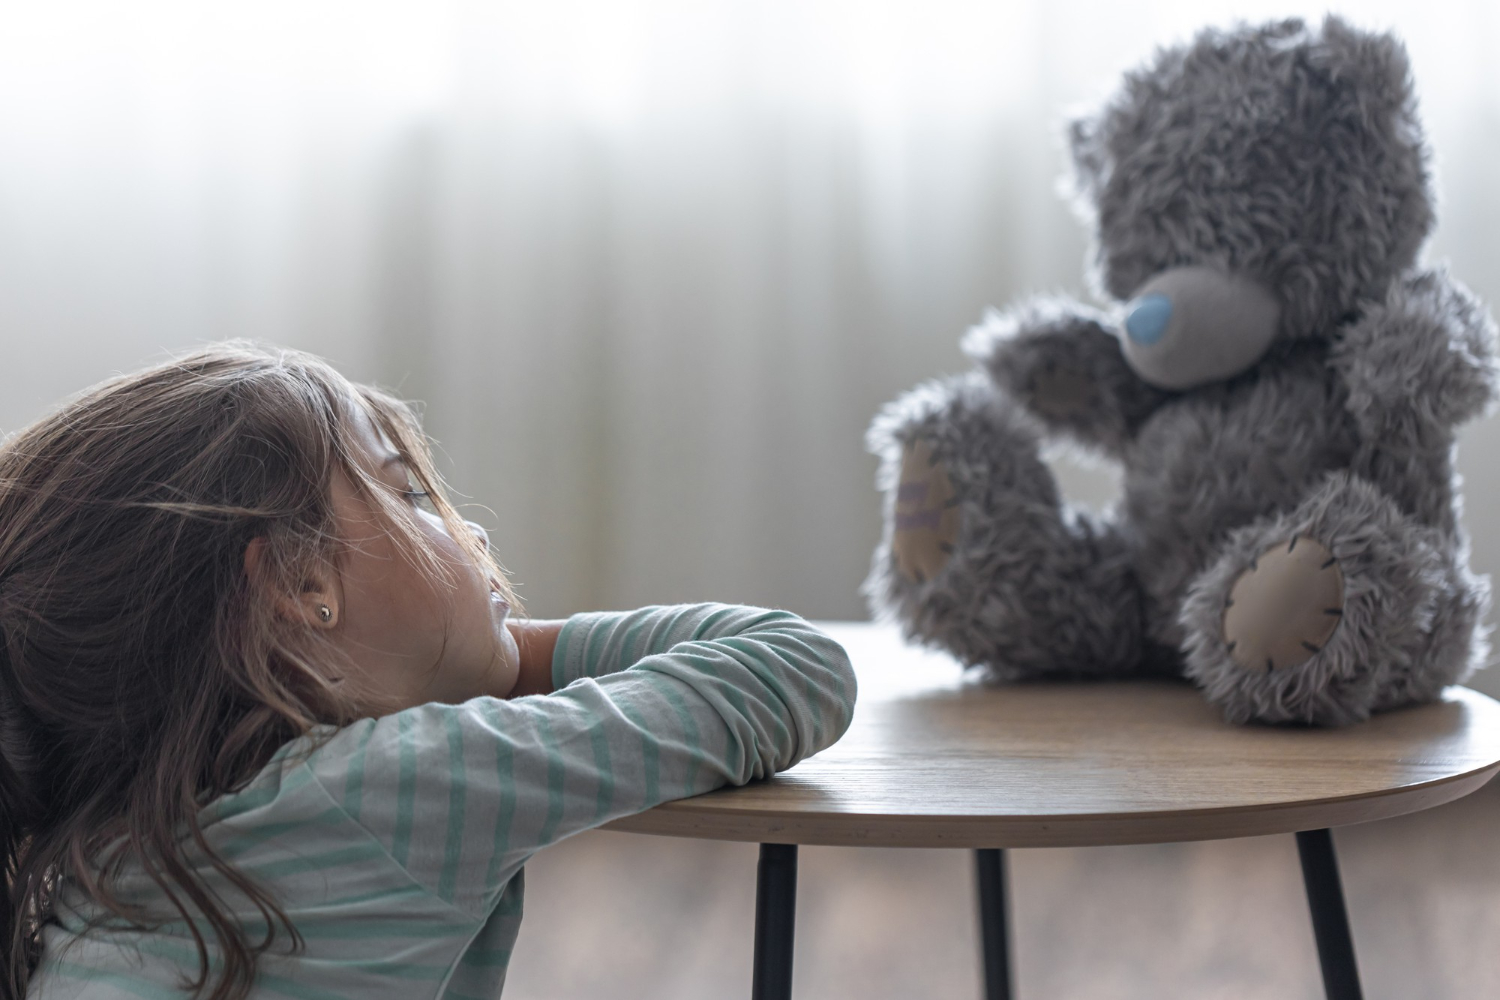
left=243, top=537, right=340, bottom=629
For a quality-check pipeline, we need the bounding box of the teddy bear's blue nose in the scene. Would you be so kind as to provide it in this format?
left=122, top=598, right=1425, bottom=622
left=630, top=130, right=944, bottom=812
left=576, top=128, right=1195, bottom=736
left=1125, top=294, right=1173, bottom=345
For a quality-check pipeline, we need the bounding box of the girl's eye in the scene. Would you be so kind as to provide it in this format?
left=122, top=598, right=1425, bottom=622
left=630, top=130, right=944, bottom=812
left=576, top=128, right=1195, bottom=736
left=403, top=488, right=438, bottom=514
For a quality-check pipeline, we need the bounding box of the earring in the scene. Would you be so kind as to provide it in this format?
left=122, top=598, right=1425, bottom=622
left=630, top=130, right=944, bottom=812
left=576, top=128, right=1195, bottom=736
left=318, top=605, right=333, bottom=623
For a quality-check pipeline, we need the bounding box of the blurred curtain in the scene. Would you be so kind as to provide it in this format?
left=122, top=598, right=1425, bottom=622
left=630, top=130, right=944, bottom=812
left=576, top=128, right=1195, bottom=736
left=1, top=0, right=1497, bottom=629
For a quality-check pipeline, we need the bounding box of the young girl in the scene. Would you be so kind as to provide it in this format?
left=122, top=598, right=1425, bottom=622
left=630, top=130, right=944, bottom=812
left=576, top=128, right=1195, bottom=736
left=0, top=343, right=856, bottom=1000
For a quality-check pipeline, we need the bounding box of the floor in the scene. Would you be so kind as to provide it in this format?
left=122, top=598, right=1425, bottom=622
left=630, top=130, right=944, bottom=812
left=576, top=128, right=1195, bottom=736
left=504, top=776, right=1500, bottom=999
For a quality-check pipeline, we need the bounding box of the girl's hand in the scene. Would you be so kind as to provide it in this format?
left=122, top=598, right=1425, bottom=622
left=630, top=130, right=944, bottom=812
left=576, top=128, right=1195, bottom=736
left=506, top=619, right=566, bottom=697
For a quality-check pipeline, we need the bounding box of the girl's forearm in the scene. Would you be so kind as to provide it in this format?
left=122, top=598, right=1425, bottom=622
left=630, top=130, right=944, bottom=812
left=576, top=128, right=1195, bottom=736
left=507, top=619, right=567, bottom=697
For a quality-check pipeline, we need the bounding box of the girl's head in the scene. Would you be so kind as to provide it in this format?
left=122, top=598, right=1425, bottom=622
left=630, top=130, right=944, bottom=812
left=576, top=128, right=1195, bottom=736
left=0, top=342, right=517, bottom=999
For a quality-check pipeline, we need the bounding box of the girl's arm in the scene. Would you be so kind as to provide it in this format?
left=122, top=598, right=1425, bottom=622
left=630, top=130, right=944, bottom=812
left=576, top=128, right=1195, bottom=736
left=297, top=603, right=855, bottom=918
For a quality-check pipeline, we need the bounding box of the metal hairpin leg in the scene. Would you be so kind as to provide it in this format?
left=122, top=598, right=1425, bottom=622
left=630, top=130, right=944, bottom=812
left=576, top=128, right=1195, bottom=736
left=1296, top=829, right=1364, bottom=1000
left=752, top=843, right=798, bottom=1000
left=975, top=848, right=1014, bottom=1000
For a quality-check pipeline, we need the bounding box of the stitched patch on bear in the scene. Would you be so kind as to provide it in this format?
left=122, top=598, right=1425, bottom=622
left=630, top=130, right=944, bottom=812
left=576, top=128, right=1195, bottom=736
left=1222, top=536, right=1345, bottom=674
left=892, top=439, right=961, bottom=583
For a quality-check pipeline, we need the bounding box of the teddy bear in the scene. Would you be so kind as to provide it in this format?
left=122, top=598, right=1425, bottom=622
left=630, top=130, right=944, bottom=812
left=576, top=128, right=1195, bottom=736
left=864, top=15, right=1499, bottom=725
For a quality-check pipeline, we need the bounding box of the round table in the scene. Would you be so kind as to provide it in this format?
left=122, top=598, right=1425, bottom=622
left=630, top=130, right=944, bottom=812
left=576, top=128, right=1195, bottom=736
left=604, top=622, right=1500, bottom=1000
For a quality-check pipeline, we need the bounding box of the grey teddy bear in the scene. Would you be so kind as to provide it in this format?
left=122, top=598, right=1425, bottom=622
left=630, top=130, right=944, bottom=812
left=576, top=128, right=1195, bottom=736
left=864, top=15, right=1499, bottom=725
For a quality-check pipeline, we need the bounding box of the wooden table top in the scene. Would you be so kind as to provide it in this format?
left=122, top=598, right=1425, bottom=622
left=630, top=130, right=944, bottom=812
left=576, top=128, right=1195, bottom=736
left=604, top=622, right=1500, bottom=848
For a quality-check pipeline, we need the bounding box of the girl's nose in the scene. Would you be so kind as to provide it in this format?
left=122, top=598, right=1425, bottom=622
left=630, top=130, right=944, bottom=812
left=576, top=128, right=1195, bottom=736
left=466, top=520, right=490, bottom=548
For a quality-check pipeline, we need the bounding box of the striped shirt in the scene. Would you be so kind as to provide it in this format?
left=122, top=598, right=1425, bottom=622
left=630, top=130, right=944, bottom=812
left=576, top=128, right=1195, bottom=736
left=30, top=603, right=856, bottom=999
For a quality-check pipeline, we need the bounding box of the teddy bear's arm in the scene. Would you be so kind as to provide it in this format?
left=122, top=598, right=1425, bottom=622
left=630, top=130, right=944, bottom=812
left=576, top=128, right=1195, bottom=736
left=962, top=297, right=1173, bottom=456
left=1333, top=267, right=1500, bottom=448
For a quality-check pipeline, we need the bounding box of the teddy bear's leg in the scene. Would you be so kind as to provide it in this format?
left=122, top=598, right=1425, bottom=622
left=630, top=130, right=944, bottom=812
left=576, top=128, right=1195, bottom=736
left=1372, top=557, right=1490, bottom=712
left=1178, top=471, right=1458, bottom=725
left=865, top=372, right=1144, bottom=678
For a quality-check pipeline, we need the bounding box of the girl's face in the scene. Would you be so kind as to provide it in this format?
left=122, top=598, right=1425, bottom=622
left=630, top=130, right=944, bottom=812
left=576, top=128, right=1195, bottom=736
left=321, top=408, right=520, bottom=712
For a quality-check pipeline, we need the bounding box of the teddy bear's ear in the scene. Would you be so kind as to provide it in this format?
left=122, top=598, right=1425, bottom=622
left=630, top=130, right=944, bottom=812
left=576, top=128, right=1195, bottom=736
left=1309, top=15, right=1418, bottom=113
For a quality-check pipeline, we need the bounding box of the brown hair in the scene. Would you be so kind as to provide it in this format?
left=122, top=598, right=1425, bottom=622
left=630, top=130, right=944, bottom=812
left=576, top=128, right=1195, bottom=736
left=0, top=343, right=513, bottom=999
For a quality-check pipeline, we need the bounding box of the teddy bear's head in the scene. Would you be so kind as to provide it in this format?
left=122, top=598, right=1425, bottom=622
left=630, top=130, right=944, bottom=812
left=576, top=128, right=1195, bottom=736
left=1065, top=16, right=1433, bottom=389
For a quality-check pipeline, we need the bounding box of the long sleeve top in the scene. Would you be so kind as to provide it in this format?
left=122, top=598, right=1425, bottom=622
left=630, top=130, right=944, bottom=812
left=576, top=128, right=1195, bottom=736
left=30, top=603, right=856, bottom=999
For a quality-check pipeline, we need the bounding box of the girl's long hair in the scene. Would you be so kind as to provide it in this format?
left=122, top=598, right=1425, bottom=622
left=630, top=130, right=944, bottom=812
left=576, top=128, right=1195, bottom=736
left=0, top=343, right=513, bottom=999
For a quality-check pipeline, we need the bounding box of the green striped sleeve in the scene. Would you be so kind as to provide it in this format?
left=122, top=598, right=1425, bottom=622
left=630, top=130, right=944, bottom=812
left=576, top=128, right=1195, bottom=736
left=303, top=604, right=855, bottom=919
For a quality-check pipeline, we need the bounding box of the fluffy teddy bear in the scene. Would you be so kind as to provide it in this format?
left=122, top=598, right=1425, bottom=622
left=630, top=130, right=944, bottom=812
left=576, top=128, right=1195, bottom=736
left=865, top=15, right=1499, bottom=725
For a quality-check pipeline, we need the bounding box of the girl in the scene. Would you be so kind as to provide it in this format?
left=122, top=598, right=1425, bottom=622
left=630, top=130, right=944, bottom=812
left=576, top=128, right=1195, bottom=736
left=0, top=343, right=856, bottom=999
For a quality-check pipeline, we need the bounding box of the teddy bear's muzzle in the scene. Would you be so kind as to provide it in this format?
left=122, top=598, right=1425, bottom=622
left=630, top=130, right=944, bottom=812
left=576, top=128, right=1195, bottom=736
left=1119, top=266, right=1282, bottom=390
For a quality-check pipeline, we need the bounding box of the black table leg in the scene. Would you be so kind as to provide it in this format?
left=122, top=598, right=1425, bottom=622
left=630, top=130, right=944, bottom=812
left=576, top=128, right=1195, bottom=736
left=975, top=848, right=1014, bottom=1000
left=753, top=843, right=798, bottom=1000
left=1296, top=829, right=1363, bottom=1000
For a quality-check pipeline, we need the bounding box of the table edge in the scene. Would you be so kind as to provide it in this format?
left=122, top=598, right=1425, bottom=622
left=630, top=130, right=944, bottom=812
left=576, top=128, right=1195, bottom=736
left=601, top=762, right=1500, bottom=849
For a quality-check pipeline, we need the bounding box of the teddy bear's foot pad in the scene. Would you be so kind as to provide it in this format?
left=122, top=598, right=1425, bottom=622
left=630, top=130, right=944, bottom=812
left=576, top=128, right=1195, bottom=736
left=1222, top=536, right=1345, bottom=673
left=892, top=439, right=962, bottom=583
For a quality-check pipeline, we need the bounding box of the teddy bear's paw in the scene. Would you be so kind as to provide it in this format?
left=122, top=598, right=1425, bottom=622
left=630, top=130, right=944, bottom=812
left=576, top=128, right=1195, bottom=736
left=1026, top=360, right=1095, bottom=420
left=891, top=438, right=962, bottom=583
left=1221, top=535, right=1345, bottom=675
left=1179, top=471, right=1457, bottom=725
left=1182, top=526, right=1366, bottom=725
